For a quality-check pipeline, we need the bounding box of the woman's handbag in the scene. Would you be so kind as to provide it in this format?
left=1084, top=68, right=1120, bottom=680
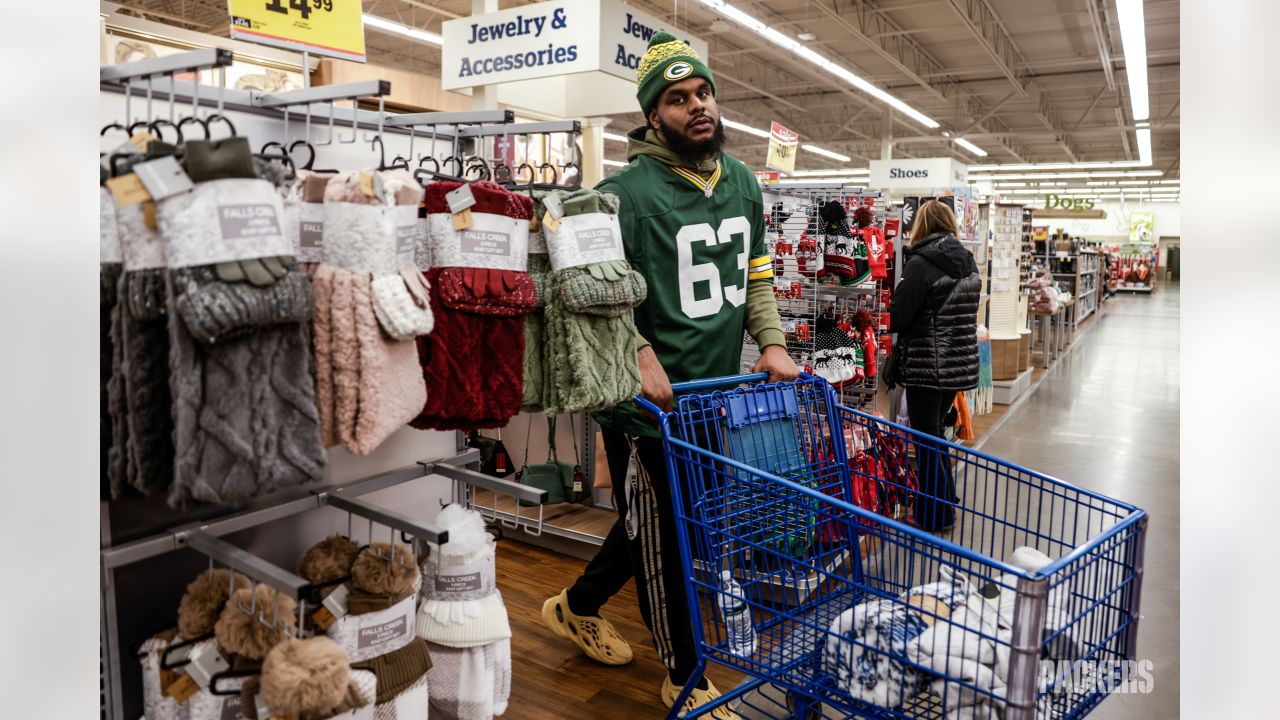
left=516, top=415, right=592, bottom=507
left=881, top=338, right=905, bottom=389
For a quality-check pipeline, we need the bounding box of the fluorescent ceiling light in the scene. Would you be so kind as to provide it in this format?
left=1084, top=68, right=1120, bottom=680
left=969, top=161, right=1145, bottom=172
left=777, top=178, right=861, bottom=185
left=722, top=117, right=771, bottom=139
left=802, top=144, right=851, bottom=162
left=602, top=132, right=627, bottom=143
left=723, top=118, right=850, bottom=161
left=1136, top=127, right=1153, bottom=165
left=696, top=0, right=938, bottom=129
left=602, top=159, right=627, bottom=167
left=1116, top=0, right=1149, bottom=122
left=363, top=14, right=442, bottom=45
left=790, top=168, right=868, bottom=176
left=968, top=170, right=1163, bottom=181
left=954, top=138, right=988, bottom=157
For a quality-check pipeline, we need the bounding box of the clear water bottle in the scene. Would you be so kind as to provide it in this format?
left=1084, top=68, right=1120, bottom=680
left=719, top=570, right=758, bottom=657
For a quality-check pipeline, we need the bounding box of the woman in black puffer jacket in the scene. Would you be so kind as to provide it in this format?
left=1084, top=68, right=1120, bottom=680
left=888, top=200, right=981, bottom=532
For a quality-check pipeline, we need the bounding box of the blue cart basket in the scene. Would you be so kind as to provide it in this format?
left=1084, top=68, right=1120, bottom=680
left=635, top=373, right=1147, bottom=720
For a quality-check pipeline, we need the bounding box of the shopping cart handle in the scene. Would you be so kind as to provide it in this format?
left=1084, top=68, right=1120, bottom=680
left=668, top=372, right=770, bottom=393
left=633, top=372, right=818, bottom=418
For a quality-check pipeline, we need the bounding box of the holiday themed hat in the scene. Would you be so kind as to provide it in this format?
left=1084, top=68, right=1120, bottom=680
left=636, top=31, right=716, bottom=114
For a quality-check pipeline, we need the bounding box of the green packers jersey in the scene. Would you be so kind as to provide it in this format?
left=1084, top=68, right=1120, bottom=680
left=593, top=152, right=772, bottom=437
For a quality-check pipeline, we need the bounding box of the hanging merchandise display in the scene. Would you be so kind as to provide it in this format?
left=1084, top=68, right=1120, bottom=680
left=417, top=505, right=513, bottom=720
left=413, top=181, right=537, bottom=431
left=751, top=187, right=886, bottom=409
left=101, top=187, right=126, bottom=499
left=520, top=192, right=553, bottom=413
left=312, top=169, right=430, bottom=456
left=110, top=167, right=176, bottom=498
left=137, top=570, right=251, bottom=720
left=296, top=537, right=433, bottom=718
left=157, top=140, right=326, bottom=506
left=240, top=637, right=377, bottom=720
left=540, top=188, right=646, bottom=415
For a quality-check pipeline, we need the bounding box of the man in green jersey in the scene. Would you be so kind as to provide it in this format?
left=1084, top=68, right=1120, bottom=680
left=541, top=32, right=798, bottom=718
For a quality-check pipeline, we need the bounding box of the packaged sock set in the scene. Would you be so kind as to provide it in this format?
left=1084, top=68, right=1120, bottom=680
left=312, top=170, right=430, bottom=455
left=297, top=537, right=432, bottom=720
left=155, top=146, right=325, bottom=507
left=417, top=505, right=512, bottom=720
left=240, top=637, right=376, bottom=720
left=138, top=569, right=251, bottom=720
left=413, top=181, right=537, bottom=430
left=183, top=584, right=298, bottom=720
left=540, top=188, right=645, bottom=414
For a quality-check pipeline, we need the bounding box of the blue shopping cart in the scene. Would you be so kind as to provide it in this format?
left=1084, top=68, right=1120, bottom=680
left=635, top=373, right=1147, bottom=720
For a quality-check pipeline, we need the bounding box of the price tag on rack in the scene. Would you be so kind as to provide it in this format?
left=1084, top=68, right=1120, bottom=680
left=227, top=0, right=367, bottom=62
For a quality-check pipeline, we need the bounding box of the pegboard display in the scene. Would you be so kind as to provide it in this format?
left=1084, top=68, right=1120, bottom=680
left=743, top=187, right=890, bottom=410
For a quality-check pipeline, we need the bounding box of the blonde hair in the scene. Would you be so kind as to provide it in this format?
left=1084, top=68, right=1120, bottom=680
left=910, top=200, right=961, bottom=247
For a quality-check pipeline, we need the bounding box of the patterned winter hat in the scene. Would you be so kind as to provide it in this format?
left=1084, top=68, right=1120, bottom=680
left=636, top=31, right=716, bottom=114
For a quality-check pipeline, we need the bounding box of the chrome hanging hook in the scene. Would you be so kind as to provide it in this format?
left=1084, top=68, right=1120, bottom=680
left=362, top=95, right=385, bottom=142
left=257, top=589, right=280, bottom=630
left=314, top=101, right=335, bottom=147
left=337, top=97, right=359, bottom=144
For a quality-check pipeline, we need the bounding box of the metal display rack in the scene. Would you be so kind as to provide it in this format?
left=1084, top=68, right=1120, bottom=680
left=748, top=185, right=887, bottom=410
left=98, top=48, right=586, bottom=720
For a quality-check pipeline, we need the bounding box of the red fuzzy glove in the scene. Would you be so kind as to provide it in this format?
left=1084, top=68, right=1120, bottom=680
left=413, top=182, right=536, bottom=430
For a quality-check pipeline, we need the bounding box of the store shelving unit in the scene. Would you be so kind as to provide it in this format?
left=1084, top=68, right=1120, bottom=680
left=1019, top=207, right=1036, bottom=292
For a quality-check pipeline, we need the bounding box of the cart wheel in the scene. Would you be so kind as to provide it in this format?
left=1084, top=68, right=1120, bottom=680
left=785, top=691, right=823, bottom=719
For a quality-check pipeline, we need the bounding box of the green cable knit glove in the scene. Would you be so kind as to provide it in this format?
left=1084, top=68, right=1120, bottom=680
left=542, top=189, right=646, bottom=414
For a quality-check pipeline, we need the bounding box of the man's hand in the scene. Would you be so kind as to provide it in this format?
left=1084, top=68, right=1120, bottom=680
left=753, top=344, right=800, bottom=382
left=638, top=346, right=674, bottom=419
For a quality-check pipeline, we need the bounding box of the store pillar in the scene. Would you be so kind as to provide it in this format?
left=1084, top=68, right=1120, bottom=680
left=471, top=0, right=500, bottom=111
left=582, top=117, right=612, bottom=188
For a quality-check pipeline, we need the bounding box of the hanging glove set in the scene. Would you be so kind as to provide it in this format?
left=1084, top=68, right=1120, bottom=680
left=412, top=181, right=537, bottom=430
left=539, top=189, right=646, bottom=415
left=312, top=170, right=430, bottom=455
left=103, top=139, right=326, bottom=508
left=156, top=143, right=325, bottom=506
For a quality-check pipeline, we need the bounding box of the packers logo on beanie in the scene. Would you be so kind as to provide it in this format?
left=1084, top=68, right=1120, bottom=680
left=636, top=31, right=716, bottom=114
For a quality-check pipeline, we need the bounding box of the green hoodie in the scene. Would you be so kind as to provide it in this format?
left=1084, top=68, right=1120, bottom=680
left=591, top=127, right=786, bottom=437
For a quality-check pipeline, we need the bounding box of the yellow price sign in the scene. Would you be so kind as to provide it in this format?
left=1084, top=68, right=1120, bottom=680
left=228, top=0, right=366, bottom=62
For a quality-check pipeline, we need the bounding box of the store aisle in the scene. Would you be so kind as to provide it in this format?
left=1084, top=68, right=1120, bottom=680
left=978, top=286, right=1180, bottom=719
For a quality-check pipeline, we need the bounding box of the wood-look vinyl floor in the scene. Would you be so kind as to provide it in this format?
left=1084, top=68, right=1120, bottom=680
left=497, top=539, right=745, bottom=718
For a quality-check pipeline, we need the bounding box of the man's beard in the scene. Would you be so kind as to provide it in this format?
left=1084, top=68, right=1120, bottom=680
left=658, top=114, right=727, bottom=164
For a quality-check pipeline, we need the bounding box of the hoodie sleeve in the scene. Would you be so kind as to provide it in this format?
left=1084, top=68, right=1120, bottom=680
left=889, top=255, right=929, bottom=335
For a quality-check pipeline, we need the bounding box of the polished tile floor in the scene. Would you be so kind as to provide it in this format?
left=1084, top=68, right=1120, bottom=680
left=978, top=284, right=1180, bottom=719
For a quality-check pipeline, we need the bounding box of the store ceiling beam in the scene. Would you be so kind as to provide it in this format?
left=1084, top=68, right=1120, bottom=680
left=391, top=0, right=463, bottom=21
left=1074, top=87, right=1110, bottom=130
left=1117, top=107, right=1134, bottom=161
left=805, top=0, right=1034, bottom=163
left=1083, top=0, right=1118, bottom=92
left=943, top=0, right=1030, bottom=96
left=811, top=0, right=950, bottom=104
left=941, top=0, right=1079, bottom=163
left=681, top=0, right=925, bottom=136
left=959, top=91, right=1016, bottom=135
